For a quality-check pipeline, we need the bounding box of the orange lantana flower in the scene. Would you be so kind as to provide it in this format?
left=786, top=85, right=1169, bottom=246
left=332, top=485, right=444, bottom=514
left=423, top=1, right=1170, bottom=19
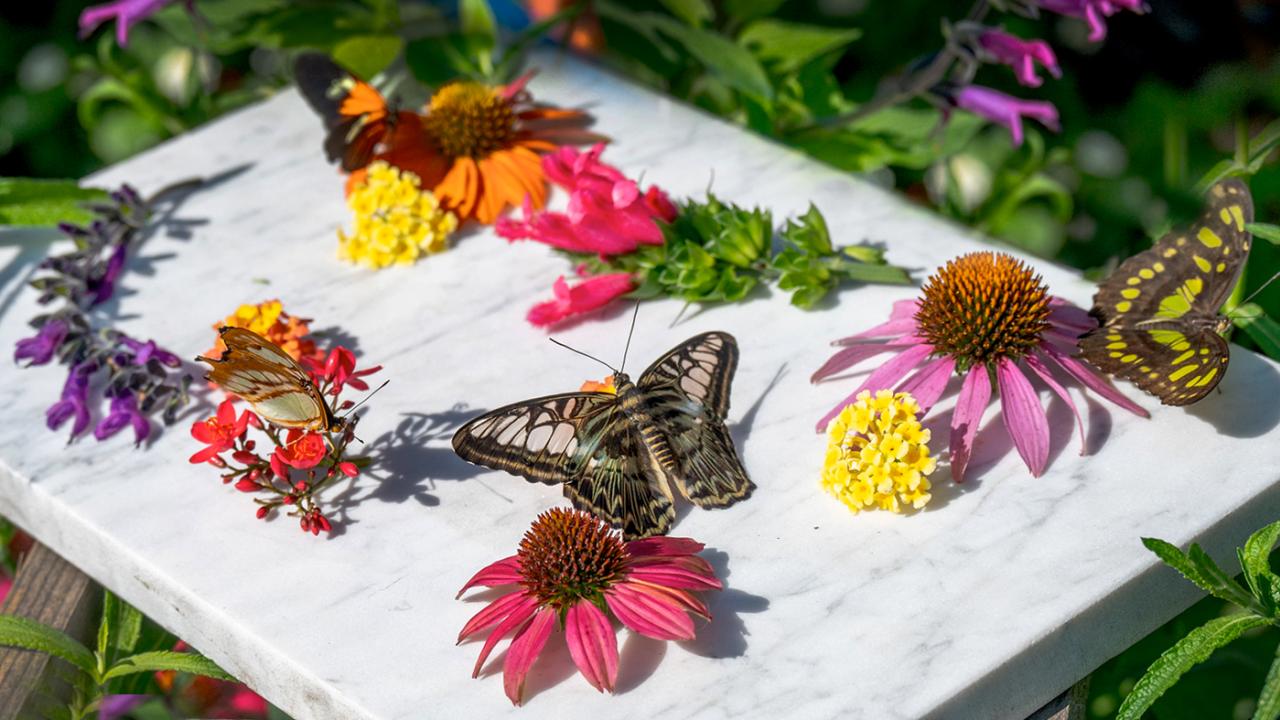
left=205, top=300, right=323, bottom=365
left=348, top=74, right=601, bottom=225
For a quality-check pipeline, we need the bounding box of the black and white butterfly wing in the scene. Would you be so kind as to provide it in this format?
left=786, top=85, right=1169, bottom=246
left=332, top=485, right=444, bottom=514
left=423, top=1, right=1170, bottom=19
left=637, top=332, right=755, bottom=507
left=451, top=393, right=675, bottom=538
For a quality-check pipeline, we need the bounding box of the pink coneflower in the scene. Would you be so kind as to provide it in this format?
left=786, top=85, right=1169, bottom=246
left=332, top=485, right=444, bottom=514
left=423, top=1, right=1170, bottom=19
left=457, top=508, right=722, bottom=706
left=813, top=251, right=1149, bottom=482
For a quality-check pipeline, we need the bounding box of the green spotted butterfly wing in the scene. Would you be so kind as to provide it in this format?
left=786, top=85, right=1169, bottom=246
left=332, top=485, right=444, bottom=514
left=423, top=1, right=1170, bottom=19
left=451, top=332, right=753, bottom=539
left=1080, top=179, right=1253, bottom=405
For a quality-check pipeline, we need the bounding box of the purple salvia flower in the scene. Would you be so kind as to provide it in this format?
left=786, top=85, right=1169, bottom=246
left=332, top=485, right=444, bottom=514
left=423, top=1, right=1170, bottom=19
left=78, top=0, right=177, bottom=46
left=14, top=318, right=69, bottom=367
left=98, top=694, right=148, bottom=720
left=46, top=363, right=95, bottom=438
left=952, top=85, right=1060, bottom=147
left=978, top=28, right=1061, bottom=88
left=117, top=334, right=181, bottom=368
left=94, top=392, right=151, bottom=445
left=87, top=244, right=128, bottom=307
left=1038, top=0, right=1148, bottom=43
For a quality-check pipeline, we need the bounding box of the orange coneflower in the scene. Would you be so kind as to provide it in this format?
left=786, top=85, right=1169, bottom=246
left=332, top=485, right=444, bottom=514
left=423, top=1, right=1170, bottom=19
left=349, top=74, right=602, bottom=225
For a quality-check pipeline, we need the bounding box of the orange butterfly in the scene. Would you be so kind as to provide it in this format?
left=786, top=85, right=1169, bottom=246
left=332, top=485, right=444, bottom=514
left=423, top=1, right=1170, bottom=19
left=196, top=327, right=343, bottom=433
left=294, top=53, right=405, bottom=172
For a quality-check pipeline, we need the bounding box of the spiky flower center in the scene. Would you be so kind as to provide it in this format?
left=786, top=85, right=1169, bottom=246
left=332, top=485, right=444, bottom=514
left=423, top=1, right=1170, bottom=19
left=424, top=82, right=516, bottom=159
left=915, top=252, right=1050, bottom=372
left=518, top=508, right=628, bottom=610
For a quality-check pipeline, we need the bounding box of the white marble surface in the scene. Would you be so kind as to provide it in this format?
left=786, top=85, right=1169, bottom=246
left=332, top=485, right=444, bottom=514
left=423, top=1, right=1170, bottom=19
left=2, top=51, right=1280, bottom=720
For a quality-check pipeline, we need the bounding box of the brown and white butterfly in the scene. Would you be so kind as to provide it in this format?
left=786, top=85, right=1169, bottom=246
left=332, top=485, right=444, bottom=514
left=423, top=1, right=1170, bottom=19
left=452, top=332, right=755, bottom=539
left=197, top=327, right=343, bottom=433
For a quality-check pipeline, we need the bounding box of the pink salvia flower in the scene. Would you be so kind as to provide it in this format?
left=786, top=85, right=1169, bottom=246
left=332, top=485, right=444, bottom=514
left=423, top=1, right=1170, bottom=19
left=457, top=508, right=721, bottom=706
left=978, top=28, right=1062, bottom=88
left=952, top=85, right=1060, bottom=147
left=78, top=0, right=179, bottom=46
left=527, top=273, right=636, bottom=327
left=1038, top=0, right=1148, bottom=42
left=813, top=252, right=1148, bottom=483
left=497, top=143, right=677, bottom=257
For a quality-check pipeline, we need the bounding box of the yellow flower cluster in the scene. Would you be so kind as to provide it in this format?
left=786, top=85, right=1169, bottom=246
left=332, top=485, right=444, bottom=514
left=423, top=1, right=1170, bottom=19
left=210, top=300, right=318, bottom=363
left=822, top=390, right=937, bottom=514
left=338, top=161, right=458, bottom=268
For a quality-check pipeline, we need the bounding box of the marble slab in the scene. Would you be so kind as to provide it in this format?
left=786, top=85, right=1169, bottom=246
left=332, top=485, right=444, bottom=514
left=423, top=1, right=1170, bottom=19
left=2, top=51, right=1279, bottom=720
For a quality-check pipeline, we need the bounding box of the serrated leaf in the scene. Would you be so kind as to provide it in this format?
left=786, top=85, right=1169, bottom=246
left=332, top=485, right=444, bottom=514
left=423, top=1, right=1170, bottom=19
left=1232, top=303, right=1280, bottom=360
left=1248, top=222, right=1280, bottom=246
left=658, top=0, right=712, bottom=26
left=0, top=615, right=98, bottom=677
left=331, top=34, right=404, bottom=79
left=1244, top=521, right=1280, bottom=598
left=103, top=650, right=234, bottom=682
left=1254, top=641, right=1280, bottom=720
left=0, top=179, right=108, bottom=227
left=648, top=16, right=773, bottom=101
left=1143, top=537, right=1260, bottom=610
left=1116, top=613, right=1273, bottom=720
left=739, top=19, right=860, bottom=73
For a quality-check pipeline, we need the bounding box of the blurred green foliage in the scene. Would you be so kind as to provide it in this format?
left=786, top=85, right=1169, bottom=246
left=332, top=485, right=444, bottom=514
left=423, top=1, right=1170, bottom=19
left=1, top=1, right=1279, bottom=717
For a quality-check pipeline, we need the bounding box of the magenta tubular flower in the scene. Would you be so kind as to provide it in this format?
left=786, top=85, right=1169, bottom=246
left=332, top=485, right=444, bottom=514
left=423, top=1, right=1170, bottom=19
left=527, top=273, right=636, bottom=327
left=1039, top=0, right=1148, bottom=42
left=496, top=143, right=677, bottom=257
left=46, top=362, right=96, bottom=438
left=93, top=392, right=151, bottom=445
left=14, top=318, right=69, bottom=367
left=978, top=28, right=1062, bottom=88
left=78, top=0, right=178, bottom=46
left=953, top=85, right=1060, bottom=147
left=813, top=252, right=1148, bottom=483
left=457, top=508, right=722, bottom=706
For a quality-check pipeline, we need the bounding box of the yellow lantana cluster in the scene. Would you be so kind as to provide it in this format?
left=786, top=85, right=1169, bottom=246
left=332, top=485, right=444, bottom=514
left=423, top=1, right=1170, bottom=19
left=338, top=161, right=458, bottom=268
left=822, top=390, right=937, bottom=514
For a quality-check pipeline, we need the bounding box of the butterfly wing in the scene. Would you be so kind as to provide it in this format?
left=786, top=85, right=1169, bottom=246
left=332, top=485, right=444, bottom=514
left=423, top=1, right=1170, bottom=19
left=1081, top=179, right=1252, bottom=405
left=452, top=393, right=675, bottom=538
left=198, top=327, right=334, bottom=430
left=294, top=53, right=391, bottom=171
left=637, top=332, right=755, bottom=507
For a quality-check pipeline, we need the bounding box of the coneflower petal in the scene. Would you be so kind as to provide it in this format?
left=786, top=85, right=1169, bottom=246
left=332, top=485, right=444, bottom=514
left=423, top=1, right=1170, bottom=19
left=628, top=564, right=723, bottom=591
left=458, top=590, right=533, bottom=644
left=1024, top=352, right=1086, bottom=455
left=811, top=343, right=896, bottom=383
left=472, top=594, right=540, bottom=678
left=564, top=602, right=619, bottom=693
left=1040, top=346, right=1149, bottom=418
left=624, top=536, right=704, bottom=558
left=949, top=365, right=992, bottom=483
left=831, top=317, right=917, bottom=346
left=606, top=584, right=697, bottom=641
left=815, top=343, right=933, bottom=432
left=503, top=608, right=555, bottom=706
left=997, top=358, right=1050, bottom=477
left=627, top=579, right=711, bottom=619
left=896, top=356, right=956, bottom=414
left=456, top=556, right=522, bottom=598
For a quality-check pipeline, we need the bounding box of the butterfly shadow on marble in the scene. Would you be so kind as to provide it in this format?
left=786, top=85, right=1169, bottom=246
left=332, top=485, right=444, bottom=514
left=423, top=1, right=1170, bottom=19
left=1183, top=350, right=1280, bottom=438
left=324, top=405, right=489, bottom=530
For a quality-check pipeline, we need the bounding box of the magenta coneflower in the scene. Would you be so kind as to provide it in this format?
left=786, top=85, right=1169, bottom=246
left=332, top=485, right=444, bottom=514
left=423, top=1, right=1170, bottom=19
left=457, top=508, right=722, bottom=706
left=813, top=251, right=1149, bottom=482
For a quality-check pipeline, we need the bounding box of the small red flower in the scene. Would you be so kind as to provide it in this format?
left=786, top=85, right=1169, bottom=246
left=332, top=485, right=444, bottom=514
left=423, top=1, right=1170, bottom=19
left=189, top=400, right=255, bottom=464
left=307, top=346, right=382, bottom=396
left=273, top=430, right=327, bottom=470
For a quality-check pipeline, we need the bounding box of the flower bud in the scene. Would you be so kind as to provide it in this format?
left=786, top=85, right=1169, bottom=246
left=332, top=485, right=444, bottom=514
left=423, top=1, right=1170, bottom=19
left=256, top=506, right=269, bottom=519
left=338, top=462, right=359, bottom=477
left=234, top=478, right=257, bottom=492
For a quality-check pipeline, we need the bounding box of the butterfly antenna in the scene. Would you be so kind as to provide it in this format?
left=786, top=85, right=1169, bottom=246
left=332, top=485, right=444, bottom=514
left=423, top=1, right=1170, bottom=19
left=1234, top=270, right=1280, bottom=309
left=549, top=337, right=617, bottom=374
left=619, top=301, right=641, bottom=375
left=340, top=379, right=390, bottom=420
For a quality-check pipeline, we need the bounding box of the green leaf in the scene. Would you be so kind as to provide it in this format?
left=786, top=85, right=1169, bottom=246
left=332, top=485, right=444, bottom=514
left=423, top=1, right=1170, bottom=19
left=838, top=261, right=912, bottom=285
left=459, top=0, right=497, bottom=50
left=723, top=0, right=786, bottom=23
left=1248, top=222, right=1280, bottom=246
left=405, top=34, right=481, bottom=86
left=1116, top=613, right=1273, bottom=720
left=739, top=19, right=860, bottom=73
left=0, top=615, right=98, bottom=677
left=330, top=34, right=404, bottom=79
left=780, top=203, right=832, bottom=254
left=1244, top=521, right=1280, bottom=593
left=657, top=0, right=712, bottom=26
left=648, top=16, right=773, bottom=101
left=1254, top=641, right=1280, bottom=720
left=0, top=178, right=108, bottom=227
left=1143, top=537, right=1260, bottom=611
left=1232, top=303, right=1280, bottom=360
left=103, top=650, right=234, bottom=682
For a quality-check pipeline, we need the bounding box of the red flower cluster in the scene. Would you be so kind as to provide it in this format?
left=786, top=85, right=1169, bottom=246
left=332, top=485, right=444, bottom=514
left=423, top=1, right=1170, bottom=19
left=189, top=344, right=379, bottom=536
